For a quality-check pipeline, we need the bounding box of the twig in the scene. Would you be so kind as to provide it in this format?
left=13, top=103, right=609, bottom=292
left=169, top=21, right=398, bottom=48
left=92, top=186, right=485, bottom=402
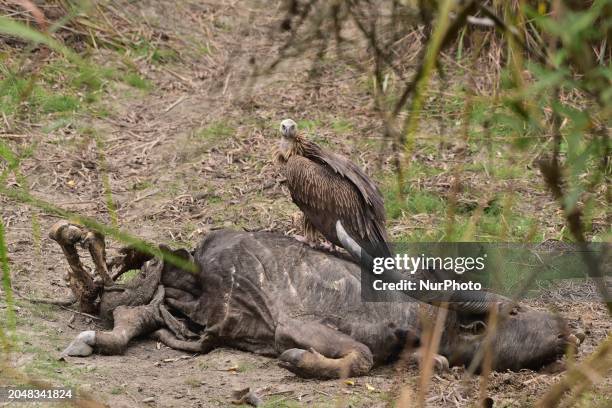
left=0, top=134, right=29, bottom=140
left=160, top=66, right=193, bottom=87
left=222, top=72, right=232, bottom=95
left=164, top=95, right=188, bottom=113
left=57, top=305, right=102, bottom=321
left=132, top=189, right=160, bottom=203
left=12, top=288, right=76, bottom=307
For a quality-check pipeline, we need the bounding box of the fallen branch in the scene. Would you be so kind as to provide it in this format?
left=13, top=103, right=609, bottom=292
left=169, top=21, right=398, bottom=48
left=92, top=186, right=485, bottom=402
left=12, top=288, right=101, bottom=320
left=12, top=288, right=76, bottom=306
left=57, top=305, right=102, bottom=321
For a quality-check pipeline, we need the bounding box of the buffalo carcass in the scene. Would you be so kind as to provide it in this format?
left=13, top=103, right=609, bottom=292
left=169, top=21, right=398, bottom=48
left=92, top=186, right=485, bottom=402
left=51, top=221, right=579, bottom=379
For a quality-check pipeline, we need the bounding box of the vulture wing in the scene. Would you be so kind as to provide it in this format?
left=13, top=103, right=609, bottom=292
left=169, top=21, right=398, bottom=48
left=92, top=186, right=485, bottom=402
left=284, top=139, right=391, bottom=258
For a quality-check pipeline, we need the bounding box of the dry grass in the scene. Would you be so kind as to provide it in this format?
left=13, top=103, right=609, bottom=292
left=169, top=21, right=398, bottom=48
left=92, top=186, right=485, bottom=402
left=0, top=1, right=610, bottom=407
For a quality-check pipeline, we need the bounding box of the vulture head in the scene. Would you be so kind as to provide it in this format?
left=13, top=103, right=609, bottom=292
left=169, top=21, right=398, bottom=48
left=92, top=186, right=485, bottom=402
left=277, top=118, right=299, bottom=161
left=280, top=118, right=297, bottom=139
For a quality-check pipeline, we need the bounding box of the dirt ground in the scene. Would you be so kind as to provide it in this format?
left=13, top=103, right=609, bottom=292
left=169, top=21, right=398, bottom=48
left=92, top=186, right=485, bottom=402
left=1, top=1, right=610, bottom=407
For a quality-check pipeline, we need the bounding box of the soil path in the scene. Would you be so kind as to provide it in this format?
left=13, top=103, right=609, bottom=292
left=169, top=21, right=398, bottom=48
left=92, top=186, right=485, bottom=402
left=1, top=1, right=609, bottom=407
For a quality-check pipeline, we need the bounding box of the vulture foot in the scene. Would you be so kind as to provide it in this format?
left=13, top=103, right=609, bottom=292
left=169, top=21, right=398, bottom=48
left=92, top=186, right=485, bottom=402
left=317, top=241, right=338, bottom=253
left=291, top=234, right=309, bottom=244
left=291, top=234, right=323, bottom=250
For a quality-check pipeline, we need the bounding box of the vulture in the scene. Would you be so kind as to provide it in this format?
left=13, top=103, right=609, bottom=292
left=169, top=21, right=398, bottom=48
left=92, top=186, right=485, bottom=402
left=276, top=118, right=391, bottom=258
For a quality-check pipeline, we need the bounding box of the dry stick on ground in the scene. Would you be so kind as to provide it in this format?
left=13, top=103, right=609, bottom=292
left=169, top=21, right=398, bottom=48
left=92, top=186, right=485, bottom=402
left=54, top=304, right=101, bottom=321
left=11, top=287, right=75, bottom=306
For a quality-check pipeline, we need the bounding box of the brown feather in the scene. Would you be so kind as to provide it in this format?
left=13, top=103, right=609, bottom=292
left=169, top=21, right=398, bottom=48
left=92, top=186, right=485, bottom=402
left=281, top=135, right=391, bottom=258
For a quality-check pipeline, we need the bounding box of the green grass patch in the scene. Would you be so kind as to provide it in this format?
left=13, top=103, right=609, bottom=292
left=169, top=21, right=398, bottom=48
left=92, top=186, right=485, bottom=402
left=152, top=47, right=179, bottom=64
left=383, top=180, right=446, bottom=220
left=40, top=94, right=80, bottom=113
left=574, top=392, right=612, bottom=408
left=197, top=43, right=214, bottom=56
left=162, top=180, right=182, bottom=197
left=5, top=301, right=93, bottom=387
left=23, top=353, right=86, bottom=387
left=184, top=377, right=201, bottom=388
left=495, top=164, right=523, bottom=180
left=0, top=59, right=116, bottom=119
left=132, top=180, right=154, bottom=191
left=207, top=195, right=223, bottom=204
left=296, top=119, right=322, bottom=133
left=28, top=302, right=57, bottom=321
left=331, top=118, right=353, bottom=134
left=236, top=361, right=256, bottom=373
left=195, top=121, right=235, bottom=143
left=124, top=72, right=151, bottom=90
left=42, top=60, right=116, bottom=92
left=110, top=386, right=124, bottom=395
left=0, top=75, right=38, bottom=115
left=130, top=39, right=178, bottom=64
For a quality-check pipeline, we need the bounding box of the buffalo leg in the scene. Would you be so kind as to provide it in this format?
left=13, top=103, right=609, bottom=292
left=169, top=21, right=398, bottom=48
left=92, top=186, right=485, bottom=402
left=49, top=221, right=101, bottom=314
left=275, top=318, right=373, bottom=379
left=109, top=246, right=154, bottom=281
left=326, top=318, right=450, bottom=371
left=62, top=303, right=162, bottom=357
left=82, top=230, right=113, bottom=286
left=152, top=329, right=217, bottom=353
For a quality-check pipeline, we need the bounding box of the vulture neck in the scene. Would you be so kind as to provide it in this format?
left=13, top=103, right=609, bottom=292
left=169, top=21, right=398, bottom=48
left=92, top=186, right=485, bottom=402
left=277, top=134, right=308, bottom=163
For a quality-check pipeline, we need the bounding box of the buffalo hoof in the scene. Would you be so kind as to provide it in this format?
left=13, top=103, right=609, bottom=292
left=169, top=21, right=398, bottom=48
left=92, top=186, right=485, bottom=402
left=570, top=331, right=585, bottom=346
left=61, top=330, right=96, bottom=357
left=540, top=359, right=567, bottom=374
left=278, top=348, right=327, bottom=378
left=410, top=349, right=449, bottom=372
left=278, top=348, right=308, bottom=373
left=432, top=354, right=450, bottom=371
